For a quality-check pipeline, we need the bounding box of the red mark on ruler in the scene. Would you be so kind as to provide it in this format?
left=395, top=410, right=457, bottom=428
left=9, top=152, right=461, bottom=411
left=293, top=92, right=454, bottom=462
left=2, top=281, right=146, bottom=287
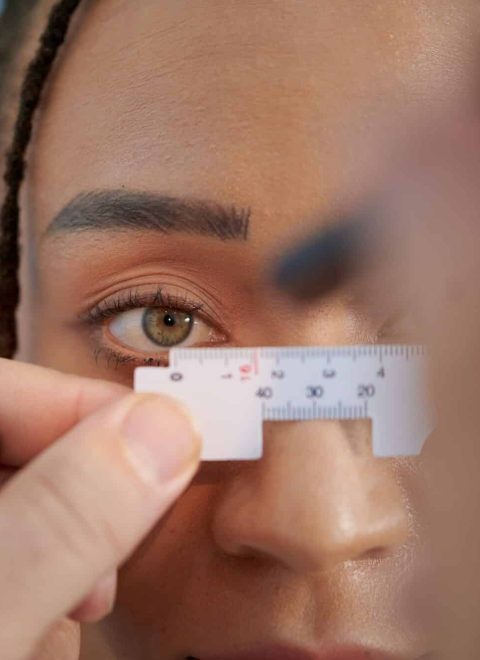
left=240, top=364, right=252, bottom=381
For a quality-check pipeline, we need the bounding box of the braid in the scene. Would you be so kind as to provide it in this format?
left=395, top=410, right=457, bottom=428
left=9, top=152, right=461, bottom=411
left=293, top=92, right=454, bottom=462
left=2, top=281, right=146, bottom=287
left=0, top=0, right=82, bottom=359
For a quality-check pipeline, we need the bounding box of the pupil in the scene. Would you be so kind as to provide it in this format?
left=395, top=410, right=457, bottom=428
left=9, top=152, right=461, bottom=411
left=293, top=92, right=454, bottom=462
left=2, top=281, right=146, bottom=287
left=163, top=313, right=176, bottom=327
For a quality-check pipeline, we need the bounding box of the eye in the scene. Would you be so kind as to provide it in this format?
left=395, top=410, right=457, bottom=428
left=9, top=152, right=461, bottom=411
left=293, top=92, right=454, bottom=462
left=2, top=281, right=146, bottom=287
left=108, top=306, right=216, bottom=353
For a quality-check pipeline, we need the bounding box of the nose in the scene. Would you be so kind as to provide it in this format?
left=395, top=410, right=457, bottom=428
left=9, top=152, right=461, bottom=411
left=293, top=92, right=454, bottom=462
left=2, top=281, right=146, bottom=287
left=211, top=419, right=409, bottom=573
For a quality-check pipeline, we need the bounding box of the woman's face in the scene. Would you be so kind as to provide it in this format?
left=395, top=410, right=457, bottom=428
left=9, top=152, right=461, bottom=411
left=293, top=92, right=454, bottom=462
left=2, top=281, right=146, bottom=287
left=19, top=1, right=473, bottom=658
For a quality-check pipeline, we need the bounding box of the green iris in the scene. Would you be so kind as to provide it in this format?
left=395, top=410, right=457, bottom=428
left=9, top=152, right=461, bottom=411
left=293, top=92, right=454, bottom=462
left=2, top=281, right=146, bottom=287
left=142, top=308, right=193, bottom=347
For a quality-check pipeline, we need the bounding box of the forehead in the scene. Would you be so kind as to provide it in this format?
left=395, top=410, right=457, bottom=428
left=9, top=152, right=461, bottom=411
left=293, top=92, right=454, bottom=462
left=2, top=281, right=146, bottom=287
left=26, top=0, right=473, bottom=235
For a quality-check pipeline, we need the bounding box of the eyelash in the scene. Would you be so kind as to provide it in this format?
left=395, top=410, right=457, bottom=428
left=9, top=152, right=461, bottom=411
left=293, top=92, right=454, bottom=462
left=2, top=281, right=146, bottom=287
left=82, top=286, right=221, bottom=369
left=85, top=287, right=205, bottom=323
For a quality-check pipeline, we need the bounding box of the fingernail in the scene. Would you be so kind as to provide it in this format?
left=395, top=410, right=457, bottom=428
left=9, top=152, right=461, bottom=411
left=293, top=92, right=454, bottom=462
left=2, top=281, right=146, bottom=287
left=122, top=395, right=200, bottom=484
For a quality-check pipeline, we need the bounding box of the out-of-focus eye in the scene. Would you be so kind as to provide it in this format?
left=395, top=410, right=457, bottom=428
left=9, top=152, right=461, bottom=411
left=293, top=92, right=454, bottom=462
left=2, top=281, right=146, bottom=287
left=108, top=306, right=216, bottom=353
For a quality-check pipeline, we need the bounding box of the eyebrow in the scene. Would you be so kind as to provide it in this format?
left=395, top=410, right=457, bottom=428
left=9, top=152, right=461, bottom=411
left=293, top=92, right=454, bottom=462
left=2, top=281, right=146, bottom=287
left=44, top=190, right=251, bottom=241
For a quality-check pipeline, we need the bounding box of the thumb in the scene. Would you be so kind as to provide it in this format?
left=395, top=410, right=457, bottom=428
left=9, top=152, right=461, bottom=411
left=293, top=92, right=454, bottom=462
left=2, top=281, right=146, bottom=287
left=0, top=393, right=200, bottom=660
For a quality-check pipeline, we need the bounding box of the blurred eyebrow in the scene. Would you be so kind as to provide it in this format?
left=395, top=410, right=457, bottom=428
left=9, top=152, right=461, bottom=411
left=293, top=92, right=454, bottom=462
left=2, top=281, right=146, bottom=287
left=44, top=190, right=251, bottom=241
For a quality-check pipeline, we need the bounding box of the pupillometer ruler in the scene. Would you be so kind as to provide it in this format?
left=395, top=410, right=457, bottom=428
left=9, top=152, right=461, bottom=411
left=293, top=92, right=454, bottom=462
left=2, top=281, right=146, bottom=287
left=134, top=345, right=433, bottom=460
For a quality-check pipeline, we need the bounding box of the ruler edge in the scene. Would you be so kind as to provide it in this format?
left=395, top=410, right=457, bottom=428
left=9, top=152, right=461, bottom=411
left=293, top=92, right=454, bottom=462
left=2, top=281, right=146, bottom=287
left=153, top=344, right=427, bottom=368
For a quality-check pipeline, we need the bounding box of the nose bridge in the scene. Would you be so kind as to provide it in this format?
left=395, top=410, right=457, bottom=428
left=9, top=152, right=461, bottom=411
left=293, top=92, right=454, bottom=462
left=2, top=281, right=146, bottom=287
left=211, top=420, right=410, bottom=573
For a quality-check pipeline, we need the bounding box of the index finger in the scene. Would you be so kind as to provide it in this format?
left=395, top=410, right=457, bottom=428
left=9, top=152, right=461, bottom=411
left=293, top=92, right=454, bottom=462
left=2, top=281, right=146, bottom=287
left=0, top=359, right=129, bottom=465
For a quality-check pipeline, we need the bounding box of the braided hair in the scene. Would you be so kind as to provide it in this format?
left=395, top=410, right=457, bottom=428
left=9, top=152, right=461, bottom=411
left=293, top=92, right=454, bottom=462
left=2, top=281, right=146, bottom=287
left=0, top=0, right=82, bottom=359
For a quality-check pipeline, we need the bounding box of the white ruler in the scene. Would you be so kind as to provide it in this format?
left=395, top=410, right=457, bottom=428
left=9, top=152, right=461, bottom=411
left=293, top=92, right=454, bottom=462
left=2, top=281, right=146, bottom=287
left=134, top=345, right=433, bottom=460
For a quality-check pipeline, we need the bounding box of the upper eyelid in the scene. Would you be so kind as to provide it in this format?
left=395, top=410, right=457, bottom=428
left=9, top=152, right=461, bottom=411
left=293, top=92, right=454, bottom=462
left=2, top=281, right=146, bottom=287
left=78, top=287, right=206, bottom=324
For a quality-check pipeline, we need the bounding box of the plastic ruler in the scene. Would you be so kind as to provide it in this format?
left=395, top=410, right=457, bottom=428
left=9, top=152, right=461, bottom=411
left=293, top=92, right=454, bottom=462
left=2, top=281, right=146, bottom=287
left=134, top=345, right=433, bottom=460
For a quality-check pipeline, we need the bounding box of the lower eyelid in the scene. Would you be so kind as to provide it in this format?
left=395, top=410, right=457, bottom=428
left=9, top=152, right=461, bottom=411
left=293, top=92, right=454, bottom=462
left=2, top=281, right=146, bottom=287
left=93, top=344, right=169, bottom=369
left=93, top=337, right=233, bottom=370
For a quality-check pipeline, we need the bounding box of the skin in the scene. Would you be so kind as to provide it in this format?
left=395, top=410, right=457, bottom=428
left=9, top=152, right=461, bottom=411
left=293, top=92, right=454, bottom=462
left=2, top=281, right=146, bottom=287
left=14, top=1, right=476, bottom=658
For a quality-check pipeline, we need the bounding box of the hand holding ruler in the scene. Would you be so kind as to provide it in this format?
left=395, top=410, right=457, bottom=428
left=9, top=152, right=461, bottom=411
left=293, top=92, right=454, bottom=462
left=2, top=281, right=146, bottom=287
left=135, top=345, right=433, bottom=460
